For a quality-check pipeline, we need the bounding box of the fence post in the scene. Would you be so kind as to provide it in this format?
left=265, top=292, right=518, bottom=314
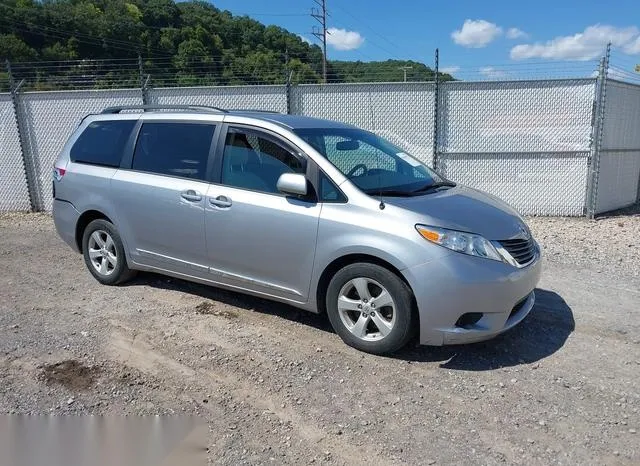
left=285, top=70, right=293, bottom=115
left=585, top=43, right=610, bottom=218
left=6, top=60, right=38, bottom=212
left=432, top=48, right=440, bottom=171
left=637, top=164, right=640, bottom=206
left=138, top=54, right=150, bottom=106
left=283, top=48, right=293, bottom=114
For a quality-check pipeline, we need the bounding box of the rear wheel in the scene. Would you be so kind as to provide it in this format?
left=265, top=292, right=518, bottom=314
left=326, top=263, right=415, bottom=354
left=82, top=219, right=135, bottom=285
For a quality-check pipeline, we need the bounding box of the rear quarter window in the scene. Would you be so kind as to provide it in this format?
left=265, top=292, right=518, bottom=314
left=70, top=120, right=136, bottom=167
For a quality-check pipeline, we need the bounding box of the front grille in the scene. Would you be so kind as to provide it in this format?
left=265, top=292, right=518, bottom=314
left=498, top=237, right=536, bottom=265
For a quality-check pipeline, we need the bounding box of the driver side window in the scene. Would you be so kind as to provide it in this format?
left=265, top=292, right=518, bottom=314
left=221, top=128, right=305, bottom=194
left=324, top=135, right=396, bottom=175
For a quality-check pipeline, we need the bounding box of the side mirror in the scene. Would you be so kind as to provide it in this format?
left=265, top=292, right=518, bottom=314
left=276, top=173, right=307, bottom=196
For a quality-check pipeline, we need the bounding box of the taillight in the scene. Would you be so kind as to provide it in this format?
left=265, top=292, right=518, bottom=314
left=53, top=167, right=66, bottom=182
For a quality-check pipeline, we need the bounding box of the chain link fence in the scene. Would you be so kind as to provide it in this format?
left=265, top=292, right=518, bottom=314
left=290, top=83, right=435, bottom=166
left=17, top=89, right=142, bottom=211
left=593, top=79, right=640, bottom=214
left=436, top=79, right=596, bottom=216
left=149, top=85, right=287, bottom=113
left=0, top=93, right=31, bottom=211
left=1, top=76, right=639, bottom=217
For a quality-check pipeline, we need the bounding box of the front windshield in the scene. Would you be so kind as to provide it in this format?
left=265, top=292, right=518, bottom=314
left=293, top=127, right=447, bottom=195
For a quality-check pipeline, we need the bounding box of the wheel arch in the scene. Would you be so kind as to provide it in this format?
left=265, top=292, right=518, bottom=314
left=315, top=253, right=417, bottom=318
left=75, top=210, right=114, bottom=251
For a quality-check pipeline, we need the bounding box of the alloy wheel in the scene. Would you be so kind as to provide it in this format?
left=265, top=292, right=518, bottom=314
left=87, top=230, right=118, bottom=276
left=337, top=277, right=396, bottom=341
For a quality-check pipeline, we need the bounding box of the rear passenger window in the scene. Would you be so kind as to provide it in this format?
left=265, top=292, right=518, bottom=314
left=132, top=122, right=215, bottom=181
left=70, top=120, right=135, bottom=167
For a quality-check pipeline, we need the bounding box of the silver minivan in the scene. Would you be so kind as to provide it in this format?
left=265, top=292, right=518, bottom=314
left=53, top=105, right=542, bottom=354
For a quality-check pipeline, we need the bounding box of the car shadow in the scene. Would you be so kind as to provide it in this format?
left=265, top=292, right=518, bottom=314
left=126, top=275, right=574, bottom=370
left=394, top=288, right=575, bottom=370
left=124, top=272, right=335, bottom=334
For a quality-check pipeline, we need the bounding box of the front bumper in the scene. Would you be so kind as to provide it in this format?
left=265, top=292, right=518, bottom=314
left=403, top=247, right=542, bottom=346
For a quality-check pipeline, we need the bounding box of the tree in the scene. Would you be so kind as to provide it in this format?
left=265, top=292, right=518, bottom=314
left=0, top=34, right=38, bottom=62
left=0, top=0, right=453, bottom=89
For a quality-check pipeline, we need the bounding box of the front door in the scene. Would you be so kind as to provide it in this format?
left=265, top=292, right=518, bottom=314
left=112, top=120, right=218, bottom=276
left=204, top=126, right=321, bottom=302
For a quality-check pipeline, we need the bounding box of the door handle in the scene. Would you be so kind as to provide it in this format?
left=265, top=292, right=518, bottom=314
left=180, top=189, right=202, bottom=202
left=209, top=195, right=232, bottom=208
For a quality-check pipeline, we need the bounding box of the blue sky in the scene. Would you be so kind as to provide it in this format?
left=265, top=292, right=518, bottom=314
left=211, top=0, right=640, bottom=79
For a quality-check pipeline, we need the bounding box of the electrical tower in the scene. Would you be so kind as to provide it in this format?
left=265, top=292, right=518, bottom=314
left=311, top=0, right=327, bottom=83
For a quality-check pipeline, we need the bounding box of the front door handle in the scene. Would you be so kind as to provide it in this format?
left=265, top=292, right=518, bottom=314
left=209, top=195, right=232, bottom=208
left=180, top=189, right=202, bottom=202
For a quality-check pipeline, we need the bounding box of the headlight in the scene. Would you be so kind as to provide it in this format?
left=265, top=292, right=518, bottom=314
left=415, top=225, right=503, bottom=262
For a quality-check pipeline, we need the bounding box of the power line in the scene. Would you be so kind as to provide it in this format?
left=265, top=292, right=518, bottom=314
left=232, top=13, right=309, bottom=17
left=328, top=3, right=404, bottom=57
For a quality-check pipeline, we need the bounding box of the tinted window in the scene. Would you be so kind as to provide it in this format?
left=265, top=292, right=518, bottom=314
left=132, top=122, right=215, bottom=180
left=70, top=120, right=135, bottom=167
left=221, top=128, right=305, bottom=194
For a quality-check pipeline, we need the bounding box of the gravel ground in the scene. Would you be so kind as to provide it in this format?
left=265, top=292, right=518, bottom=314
left=527, top=205, right=640, bottom=280
left=0, top=212, right=639, bottom=465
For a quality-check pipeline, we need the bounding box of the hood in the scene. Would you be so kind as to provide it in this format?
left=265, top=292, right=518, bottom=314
left=383, top=185, right=527, bottom=240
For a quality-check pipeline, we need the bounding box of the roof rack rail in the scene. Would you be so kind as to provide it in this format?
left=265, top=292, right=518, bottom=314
left=226, top=109, right=282, bottom=114
left=101, top=105, right=228, bottom=114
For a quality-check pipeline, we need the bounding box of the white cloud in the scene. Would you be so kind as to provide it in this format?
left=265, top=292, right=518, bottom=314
left=298, top=34, right=313, bottom=46
left=451, top=19, right=502, bottom=48
left=326, top=27, right=365, bottom=51
left=440, top=66, right=460, bottom=74
left=506, top=28, right=528, bottom=40
left=479, top=66, right=508, bottom=79
left=624, top=36, right=640, bottom=54
left=510, top=24, right=640, bottom=60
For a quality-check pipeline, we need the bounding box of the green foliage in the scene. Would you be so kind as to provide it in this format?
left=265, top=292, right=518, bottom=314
left=328, top=60, right=453, bottom=83
left=0, top=34, right=38, bottom=62
left=0, top=0, right=452, bottom=89
left=0, top=72, right=10, bottom=92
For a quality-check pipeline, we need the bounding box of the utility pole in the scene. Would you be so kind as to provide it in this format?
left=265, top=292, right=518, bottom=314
left=311, top=0, right=327, bottom=83
left=398, top=66, right=412, bottom=82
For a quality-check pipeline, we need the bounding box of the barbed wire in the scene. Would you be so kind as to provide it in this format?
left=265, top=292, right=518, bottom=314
left=2, top=55, right=636, bottom=92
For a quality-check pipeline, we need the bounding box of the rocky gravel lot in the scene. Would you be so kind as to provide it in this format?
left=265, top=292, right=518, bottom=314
left=527, top=205, right=640, bottom=280
left=0, top=211, right=639, bottom=465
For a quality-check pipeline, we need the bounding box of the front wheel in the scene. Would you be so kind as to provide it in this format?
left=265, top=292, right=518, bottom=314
left=325, top=263, right=416, bottom=354
left=82, top=219, right=135, bottom=285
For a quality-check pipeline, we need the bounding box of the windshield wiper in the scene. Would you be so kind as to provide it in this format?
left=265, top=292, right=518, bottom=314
left=411, top=180, right=457, bottom=194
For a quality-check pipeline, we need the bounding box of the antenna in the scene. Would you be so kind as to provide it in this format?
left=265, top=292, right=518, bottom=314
left=311, top=0, right=328, bottom=83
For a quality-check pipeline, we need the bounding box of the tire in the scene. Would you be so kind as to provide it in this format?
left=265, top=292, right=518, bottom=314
left=325, top=263, right=416, bottom=355
left=81, top=219, right=135, bottom=285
